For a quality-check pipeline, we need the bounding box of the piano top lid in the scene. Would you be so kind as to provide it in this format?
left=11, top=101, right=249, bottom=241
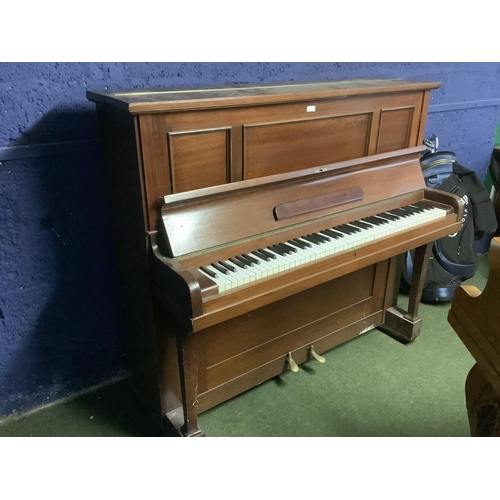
left=86, top=79, right=441, bottom=114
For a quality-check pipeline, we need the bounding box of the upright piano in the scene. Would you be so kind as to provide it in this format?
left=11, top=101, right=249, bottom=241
left=88, top=79, right=463, bottom=436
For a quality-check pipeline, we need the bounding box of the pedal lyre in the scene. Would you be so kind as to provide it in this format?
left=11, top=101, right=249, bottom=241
left=309, top=345, right=326, bottom=363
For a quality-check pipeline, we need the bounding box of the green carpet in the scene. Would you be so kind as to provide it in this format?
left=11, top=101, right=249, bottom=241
left=0, top=256, right=488, bottom=437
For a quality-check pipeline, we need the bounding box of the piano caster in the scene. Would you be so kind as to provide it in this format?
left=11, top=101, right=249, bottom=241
left=285, top=352, right=299, bottom=373
left=308, top=345, right=326, bottom=363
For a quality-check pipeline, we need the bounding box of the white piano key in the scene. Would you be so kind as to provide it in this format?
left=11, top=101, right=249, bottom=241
left=220, top=260, right=252, bottom=286
left=208, top=264, right=239, bottom=290
left=250, top=255, right=275, bottom=277
left=235, top=261, right=259, bottom=282
left=200, top=267, right=232, bottom=292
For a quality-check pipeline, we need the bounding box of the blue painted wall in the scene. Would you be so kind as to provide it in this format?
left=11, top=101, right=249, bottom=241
left=1, top=62, right=499, bottom=417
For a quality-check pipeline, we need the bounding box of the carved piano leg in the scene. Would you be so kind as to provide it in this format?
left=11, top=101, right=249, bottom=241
left=464, top=363, right=500, bottom=436
left=380, top=242, right=433, bottom=343
left=177, top=330, right=205, bottom=437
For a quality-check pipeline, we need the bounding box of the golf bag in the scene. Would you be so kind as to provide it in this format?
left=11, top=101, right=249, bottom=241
left=401, top=149, right=497, bottom=302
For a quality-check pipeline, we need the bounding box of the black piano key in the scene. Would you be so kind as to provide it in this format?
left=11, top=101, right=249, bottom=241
left=292, top=238, right=312, bottom=248
left=311, top=233, right=329, bottom=243
left=258, top=248, right=277, bottom=259
left=314, top=232, right=331, bottom=242
left=307, top=233, right=329, bottom=243
left=389, top=208, right=410, bottom=217
left=363, top=216, right=388, bottom=225
left=219, top=261, right=236, bottom=272
left=242, top=253, right=261, bottom=264
left=377, top=212, right=399, bottom=221
left=278, top=243, right=297, bottom=253
left=372, top=215, right=390, bottom=224
left=398, top=209, right=414, bottom=217
left=302, top=235, right=323, bottom=244
left=321, top=229, right=344, bottom=239
left=413, top=201, right=432, bottom=211
left=335, top=225, right=353, bottom=234
left=236, top=255, right=254, bottom=266
left=252, top=250, right=271, bottom=261
left=200, top=266, right=217, bottom=278
left=275, top=243, right=292, bottom=254
left=405, top=204, right=424, bottom=213
left=344, top=224, right=362, bottom=233
left=211, top=262, right=229, bottom=275
left=340, top=224, right=360, bottom=234
left=229, top=257, right=247, bottom=268
left=365, top=217, right=386, bottom=225
left=287, top=240, right=305, bottom=250
left=410, top=203, right=426, bottom=211
left=332, top=226, right=355, bottom=235
left=268, top=245, right=287, bottom=256
left=400, top=205, right=420, bottom=214
left=350, top=220, right=372, bottom=230
left=288, top=239, right=310, bottom=249
left=373, top=214, right=393, bottom=223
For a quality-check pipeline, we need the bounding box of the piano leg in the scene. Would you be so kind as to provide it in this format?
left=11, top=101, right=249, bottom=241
left=177, top=330, right=205, bottom=437
left=380, top=242, right=433, bottom=343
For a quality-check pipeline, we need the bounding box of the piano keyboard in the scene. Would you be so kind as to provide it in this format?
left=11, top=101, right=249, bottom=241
left=198, top=203, right=447, bottom=293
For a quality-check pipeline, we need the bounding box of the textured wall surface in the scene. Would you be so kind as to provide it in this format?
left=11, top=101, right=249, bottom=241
left=1, top=62, right=499, bottom=417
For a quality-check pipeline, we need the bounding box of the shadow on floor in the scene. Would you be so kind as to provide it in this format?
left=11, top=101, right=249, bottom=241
left=0, top=377, right=165, bottom=437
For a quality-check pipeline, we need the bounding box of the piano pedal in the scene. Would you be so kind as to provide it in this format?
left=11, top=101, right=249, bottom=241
left=308, top=345, right=326, bottom=363
left=285, top=352, right=299, bottom=373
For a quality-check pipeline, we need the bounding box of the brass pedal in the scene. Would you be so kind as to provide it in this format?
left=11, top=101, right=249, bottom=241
left=285, top=352, right=299, bottom=372
left=309, top=345, right=326, bottom=363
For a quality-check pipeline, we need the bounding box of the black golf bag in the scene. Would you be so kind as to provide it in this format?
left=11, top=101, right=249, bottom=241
left=401, top=149, right=497, bottom=302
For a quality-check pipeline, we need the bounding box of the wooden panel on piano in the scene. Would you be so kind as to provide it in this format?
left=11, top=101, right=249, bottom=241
left=377, top=107, right=414, bottom=153
left=88, top=79, right=439, bottom=231
left=242, top=113, right=371, bottom=179
left=205, top=266, right=380, bottom=384
left=199, top=263, right=387, bottom=412
left=167, top=128, right=230, bottom=192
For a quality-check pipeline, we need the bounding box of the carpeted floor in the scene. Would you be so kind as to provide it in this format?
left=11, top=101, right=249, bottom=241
left=0, top=256, right=488, bottom=437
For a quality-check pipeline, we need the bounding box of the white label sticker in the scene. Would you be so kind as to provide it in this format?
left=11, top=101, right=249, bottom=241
left=306, top=105, right=316, bottom=112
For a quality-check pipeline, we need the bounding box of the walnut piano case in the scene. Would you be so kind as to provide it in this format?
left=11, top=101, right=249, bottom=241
left=87, top=80, right=461, bottom=437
